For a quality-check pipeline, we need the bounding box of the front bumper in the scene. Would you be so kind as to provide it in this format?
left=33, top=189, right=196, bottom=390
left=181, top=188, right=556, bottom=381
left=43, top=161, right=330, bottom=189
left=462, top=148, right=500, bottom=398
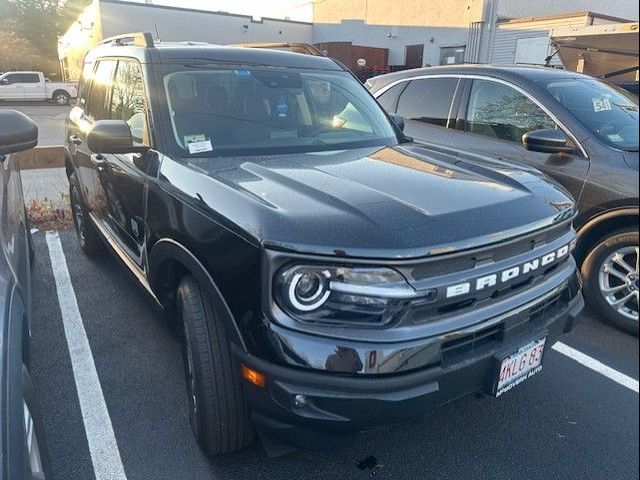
left=234, top=274, right=584, bottom=450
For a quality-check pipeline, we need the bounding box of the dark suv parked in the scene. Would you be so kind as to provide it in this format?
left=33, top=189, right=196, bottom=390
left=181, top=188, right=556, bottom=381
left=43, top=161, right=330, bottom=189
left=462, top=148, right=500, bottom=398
left=65, top=33, right=583, bottom=454
left=1, top=110, right=50, bottom=480
left=367, top=66, right=639, bottom=334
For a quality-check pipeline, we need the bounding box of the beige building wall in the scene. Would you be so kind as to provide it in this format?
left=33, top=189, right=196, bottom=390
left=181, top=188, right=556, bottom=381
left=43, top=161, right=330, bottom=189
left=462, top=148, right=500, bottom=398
left=313, top=0, right=486, bottom=27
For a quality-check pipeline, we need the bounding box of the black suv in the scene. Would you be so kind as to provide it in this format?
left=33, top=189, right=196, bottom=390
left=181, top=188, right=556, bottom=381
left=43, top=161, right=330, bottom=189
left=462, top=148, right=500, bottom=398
left=367, top=66, right=639, bottom=334
left=1, top=110, right=50, bottom=479
left=65, top=33, right=583, bottom=455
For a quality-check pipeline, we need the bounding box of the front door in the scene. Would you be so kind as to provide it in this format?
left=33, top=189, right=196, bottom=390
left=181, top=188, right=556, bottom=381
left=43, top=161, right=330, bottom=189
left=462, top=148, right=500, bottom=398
left=0, top=74, right=25, bottom=100
left=71, top=59, right=117, bottom=216
left=93, top=59, right=151, bottom=267
left=452, top=78, right=589, bottom=202
left=405, top=44, right=424, bottom=68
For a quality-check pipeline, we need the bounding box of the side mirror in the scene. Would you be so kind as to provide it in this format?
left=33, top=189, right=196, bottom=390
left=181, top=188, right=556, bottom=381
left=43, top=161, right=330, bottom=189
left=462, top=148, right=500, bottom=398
left=87, top=120, right=147, bottom=154
left=0, top=78, right=8, bottom=86
left=0, top=110, right=38, bottom=156
left=389, top=114, right=405, bottom=132
left=522, top=129, right=575, bottom=154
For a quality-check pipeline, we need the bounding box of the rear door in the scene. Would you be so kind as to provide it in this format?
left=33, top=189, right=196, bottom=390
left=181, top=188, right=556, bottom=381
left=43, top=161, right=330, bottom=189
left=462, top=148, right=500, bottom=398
left=451, top=78, right=589, bottom=201
left=20, top=73, right=44, bottom=100
left=0, top=74, right=25, bottom=100
left=93, top=59, right=151, bottom=266
left=385, top=77, right=461, bottom=146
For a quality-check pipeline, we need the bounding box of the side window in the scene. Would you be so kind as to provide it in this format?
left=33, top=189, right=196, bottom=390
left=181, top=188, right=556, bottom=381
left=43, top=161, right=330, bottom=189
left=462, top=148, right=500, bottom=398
left=110, top=61, right=149, bottom=145
left=1, top=74, right=21, bottom=85
left=78, top=62, right=95, bottom=107
left=86, top=60, right=116, bottom=121
left=19, top=73, right=40, bottom=83
left=396, top=78, right=459, bottom=127
left=465, top=80, right=557, bottom=143
left=375, top=82, right=407, bottom=113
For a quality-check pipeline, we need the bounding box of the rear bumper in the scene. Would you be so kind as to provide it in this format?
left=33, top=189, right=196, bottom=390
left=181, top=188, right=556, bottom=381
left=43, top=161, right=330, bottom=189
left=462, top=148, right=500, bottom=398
left=233, top=278, right=584, bottom=449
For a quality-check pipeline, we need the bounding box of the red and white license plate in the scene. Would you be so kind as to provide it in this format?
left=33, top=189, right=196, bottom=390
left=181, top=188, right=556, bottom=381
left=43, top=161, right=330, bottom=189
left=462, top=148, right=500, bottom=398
left=495, top=337, right=546, bottom=397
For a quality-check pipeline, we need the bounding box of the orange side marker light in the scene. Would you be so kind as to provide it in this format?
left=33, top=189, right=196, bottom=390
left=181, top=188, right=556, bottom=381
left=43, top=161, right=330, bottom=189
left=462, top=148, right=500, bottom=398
left=241, top=364, right=266, bottom=388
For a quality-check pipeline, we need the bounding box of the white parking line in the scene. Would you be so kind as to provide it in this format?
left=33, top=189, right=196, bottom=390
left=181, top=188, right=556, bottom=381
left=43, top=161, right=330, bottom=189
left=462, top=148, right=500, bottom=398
left=552, top=341, right=639, bottom=394
left=46, top=231, right=128, bottom=480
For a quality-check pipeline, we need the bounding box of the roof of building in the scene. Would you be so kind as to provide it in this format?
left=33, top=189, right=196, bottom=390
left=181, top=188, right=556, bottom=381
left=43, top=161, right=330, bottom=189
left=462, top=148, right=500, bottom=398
left=497, top=10, right=633, bottom=25
left=84, top=33, right=341, bottom=70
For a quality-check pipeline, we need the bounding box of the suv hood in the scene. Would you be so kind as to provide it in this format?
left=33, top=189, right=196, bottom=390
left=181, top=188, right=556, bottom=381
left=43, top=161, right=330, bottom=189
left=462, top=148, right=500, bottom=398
left=168, top=144, right=575, bottom=259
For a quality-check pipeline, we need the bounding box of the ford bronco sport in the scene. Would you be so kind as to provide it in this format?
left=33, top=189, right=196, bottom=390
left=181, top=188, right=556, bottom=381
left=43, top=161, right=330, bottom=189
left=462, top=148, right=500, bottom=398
left=65, top=33, right=584, bottom=455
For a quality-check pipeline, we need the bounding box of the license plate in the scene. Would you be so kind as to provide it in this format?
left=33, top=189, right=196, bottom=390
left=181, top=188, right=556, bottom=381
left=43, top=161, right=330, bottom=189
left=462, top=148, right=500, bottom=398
left=494, top=337, right=546, bottom=397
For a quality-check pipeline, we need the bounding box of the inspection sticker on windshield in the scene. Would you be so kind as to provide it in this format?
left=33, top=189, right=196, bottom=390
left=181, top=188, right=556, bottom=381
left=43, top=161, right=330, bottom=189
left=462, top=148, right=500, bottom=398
left=185, top=134, right=213, bottom=154
left=592, top=96, right=612, bottom=112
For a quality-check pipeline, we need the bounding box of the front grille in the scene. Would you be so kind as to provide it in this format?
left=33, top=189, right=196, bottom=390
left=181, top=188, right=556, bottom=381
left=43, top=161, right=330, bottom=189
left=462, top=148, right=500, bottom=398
left=407, top=221, right=570, bottom=281
left=440, top=287, right=570, bottom=367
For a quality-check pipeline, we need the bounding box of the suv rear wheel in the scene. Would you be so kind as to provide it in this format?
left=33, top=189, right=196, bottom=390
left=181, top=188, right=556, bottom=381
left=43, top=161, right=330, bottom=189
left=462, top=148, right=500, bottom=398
left=177, top=275, right=253, bottom=455
left=582, top=228, right=639, bottom=335
left=69, top=173, right=103, bottom=256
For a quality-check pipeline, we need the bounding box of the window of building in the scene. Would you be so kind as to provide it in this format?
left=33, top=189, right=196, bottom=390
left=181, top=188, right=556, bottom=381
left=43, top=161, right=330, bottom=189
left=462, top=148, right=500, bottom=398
left=396, top=77, right=459, bottom=127
left=439, top=46, right=466, bottom=65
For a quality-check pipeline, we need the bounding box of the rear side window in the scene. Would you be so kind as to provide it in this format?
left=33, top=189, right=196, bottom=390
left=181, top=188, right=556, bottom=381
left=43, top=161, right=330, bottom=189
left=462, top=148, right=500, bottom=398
left=465, top=79, right=557, bottom=143
left=86, top=60, right=117, bottom=121
left=19, top=73, right=40, bottom=83
left=111, top=61, right=149, bottom=145
left=396, top=78, right=459, bottom=127
left=375, top=82, right=406, bottom=113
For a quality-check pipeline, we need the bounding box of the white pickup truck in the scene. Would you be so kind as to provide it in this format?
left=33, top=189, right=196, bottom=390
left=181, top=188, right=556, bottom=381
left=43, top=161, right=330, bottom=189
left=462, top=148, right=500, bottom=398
left=0, top=71, right=77, bottom=105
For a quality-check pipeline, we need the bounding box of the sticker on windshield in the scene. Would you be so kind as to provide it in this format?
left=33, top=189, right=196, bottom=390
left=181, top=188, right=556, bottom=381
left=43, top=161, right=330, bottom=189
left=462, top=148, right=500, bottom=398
left=592, top=96, right=612, bottom=112
left=188, top=140, right=213, bottom=154
left=607, top=133, right=625, bottom=143
left=184, top=134, right=213, bottom=154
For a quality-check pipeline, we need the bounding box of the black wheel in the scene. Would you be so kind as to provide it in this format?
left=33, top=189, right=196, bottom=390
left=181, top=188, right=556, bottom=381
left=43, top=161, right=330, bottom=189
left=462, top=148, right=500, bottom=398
left=22, top=366, right=52, bottom=480
left=582, top=228, right=639, bottom=335
left=177, top=275, right=253, bottom=455
left=52, top=91, right=70, bottom=105
left=69, top=173, right=103, bottom=256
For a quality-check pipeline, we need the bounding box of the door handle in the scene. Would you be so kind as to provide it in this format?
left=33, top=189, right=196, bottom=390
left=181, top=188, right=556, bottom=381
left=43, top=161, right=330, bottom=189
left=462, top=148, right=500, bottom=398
left=68, top=134, right=82, bottom=146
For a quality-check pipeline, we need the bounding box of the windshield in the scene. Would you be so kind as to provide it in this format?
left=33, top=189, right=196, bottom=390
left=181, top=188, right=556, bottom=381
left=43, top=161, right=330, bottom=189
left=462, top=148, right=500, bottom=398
left=160, top=65, right=399, bottom=157
left=542, top=78, right=639, bottom=151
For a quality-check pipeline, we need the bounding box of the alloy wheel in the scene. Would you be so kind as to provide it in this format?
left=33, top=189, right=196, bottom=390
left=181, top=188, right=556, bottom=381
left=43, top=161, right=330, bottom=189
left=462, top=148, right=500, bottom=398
left=598, top=246, right=640, bottom=322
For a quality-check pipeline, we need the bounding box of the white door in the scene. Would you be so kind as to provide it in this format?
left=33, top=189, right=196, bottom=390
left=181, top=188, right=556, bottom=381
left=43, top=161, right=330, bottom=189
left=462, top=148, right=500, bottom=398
left=0, top=74, right=26, bottom=100
left=20, top=73, right=44, bottom=100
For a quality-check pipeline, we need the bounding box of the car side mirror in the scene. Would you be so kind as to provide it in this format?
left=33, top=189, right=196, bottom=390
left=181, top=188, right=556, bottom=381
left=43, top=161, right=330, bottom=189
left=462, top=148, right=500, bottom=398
left=389, top=114, right=405, bottom=132
left=0, top=110, right=38, bottom=156
left=0, top=79, right=8, bottom=86
left=87, top=120, right=148, bottom=154
left=522, top=129, right=575, bottom=155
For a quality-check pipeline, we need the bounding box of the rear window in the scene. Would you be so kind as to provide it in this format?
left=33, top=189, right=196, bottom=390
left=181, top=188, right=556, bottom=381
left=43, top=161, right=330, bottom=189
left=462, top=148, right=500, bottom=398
left=396, top=77, right=459, bottom=127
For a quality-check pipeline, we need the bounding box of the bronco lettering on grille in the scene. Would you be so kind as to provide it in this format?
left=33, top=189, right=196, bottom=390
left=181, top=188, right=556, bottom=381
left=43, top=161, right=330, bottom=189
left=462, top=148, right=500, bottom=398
left=445, top=244, right=571, bottom=299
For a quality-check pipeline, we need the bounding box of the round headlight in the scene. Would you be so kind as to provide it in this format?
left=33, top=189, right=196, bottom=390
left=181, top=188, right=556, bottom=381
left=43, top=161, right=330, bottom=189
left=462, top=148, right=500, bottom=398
left=287, top=271, right=331, bottom=312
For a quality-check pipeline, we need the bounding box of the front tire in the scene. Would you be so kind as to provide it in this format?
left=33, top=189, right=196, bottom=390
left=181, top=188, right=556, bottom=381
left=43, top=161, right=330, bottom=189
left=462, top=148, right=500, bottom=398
left=69, top=173, right=103, bottom=257
left=582, top=228, right=639, bottom=335
left=177, top=275, right=253, bottom=455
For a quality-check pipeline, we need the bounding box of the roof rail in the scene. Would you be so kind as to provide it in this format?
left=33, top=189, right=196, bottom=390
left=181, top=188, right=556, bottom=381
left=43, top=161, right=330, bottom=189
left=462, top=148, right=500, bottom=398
left=98, top=32, right=155, bottom=48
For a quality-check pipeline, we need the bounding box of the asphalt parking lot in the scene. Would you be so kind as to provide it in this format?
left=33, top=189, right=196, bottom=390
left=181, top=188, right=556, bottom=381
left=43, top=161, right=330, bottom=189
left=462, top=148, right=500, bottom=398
left=28, top=229, right=639, bottom=480
left=0, top=103, right=69, bottom=146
